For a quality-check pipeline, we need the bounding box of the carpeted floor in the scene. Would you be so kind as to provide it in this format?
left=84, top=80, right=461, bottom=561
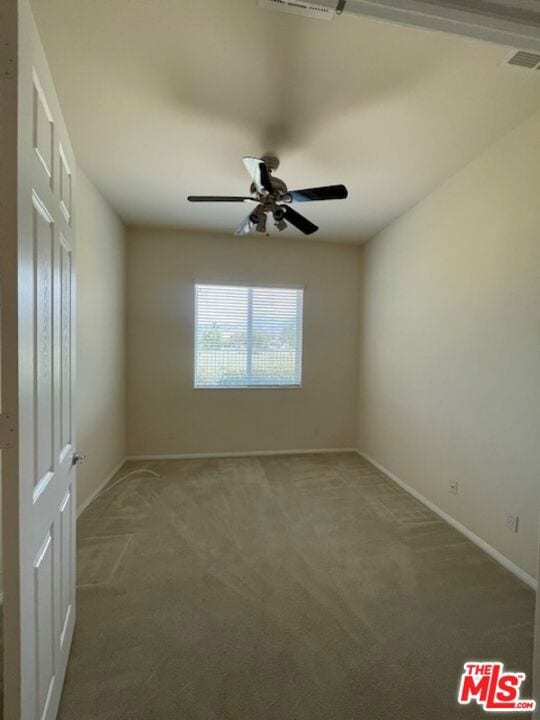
left=58, top=452, right=535, bottom=719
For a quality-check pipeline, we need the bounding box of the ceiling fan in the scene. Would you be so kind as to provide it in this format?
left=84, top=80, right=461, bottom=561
left=187, top=155, right=348, bottom=237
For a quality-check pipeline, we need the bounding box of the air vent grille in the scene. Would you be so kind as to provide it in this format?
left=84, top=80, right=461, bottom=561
left=507, top=50, right=540, bottom=70
left=258, top=0, right=335, bottom=21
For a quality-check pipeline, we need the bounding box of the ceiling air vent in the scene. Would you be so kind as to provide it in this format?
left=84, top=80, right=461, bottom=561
left=258, top=0, right=335, bottom=21
left=507, top=50, right=540, bottom=70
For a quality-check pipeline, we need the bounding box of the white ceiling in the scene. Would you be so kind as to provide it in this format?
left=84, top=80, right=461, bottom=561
left=32, top=0, right=540, bottom=242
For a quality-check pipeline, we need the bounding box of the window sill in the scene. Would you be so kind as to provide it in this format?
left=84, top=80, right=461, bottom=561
left=194, top=384, right=302, bottom=391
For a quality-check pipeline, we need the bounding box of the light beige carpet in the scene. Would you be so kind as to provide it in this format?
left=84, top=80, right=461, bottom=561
left=58, top=453, right=534, bottom=719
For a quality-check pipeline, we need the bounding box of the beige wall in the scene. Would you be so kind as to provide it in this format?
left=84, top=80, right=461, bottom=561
left=76, top=170, right=126, bottom=511
left=126, top=229, right=361, bottom=456
left=357, top=109, right=540, bottom=580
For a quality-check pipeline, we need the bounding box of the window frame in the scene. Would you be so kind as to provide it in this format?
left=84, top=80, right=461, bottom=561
left=193, top=282, right=304, bottom=390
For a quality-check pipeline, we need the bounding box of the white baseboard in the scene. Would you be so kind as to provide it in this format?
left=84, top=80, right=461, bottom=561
left=76, top=457, right=128, bottom=517
left=126, top=448, right=357, bottom=461
left=357, top=450, right=537, bottom=591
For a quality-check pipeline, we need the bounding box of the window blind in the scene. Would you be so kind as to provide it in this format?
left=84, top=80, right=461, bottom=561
left=194, top=284, right=303, bottom=388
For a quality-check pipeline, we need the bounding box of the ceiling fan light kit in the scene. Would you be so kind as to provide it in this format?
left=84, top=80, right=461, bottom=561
left=187, top=156, right=348, bottom=237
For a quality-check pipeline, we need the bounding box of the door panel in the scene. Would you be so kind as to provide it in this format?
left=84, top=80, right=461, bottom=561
left=34, top=531, right=56, bottom=720
left=58, top=488, right=74, bottom=651
left=33, top=192, right=55, bottom=499
left=58, top=233, right=73, bottom=463
left=32, top=73, right=54, bottom=186
left=58, top=147, right=72, bottom=224
left=2, top=1, right=77, bottom=718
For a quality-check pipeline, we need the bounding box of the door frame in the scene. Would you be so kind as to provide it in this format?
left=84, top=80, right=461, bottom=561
left=0, top=0, right=22, bottom=711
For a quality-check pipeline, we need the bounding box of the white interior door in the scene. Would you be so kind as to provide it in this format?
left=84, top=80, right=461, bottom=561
left=1, top=1, right=77, bottom=718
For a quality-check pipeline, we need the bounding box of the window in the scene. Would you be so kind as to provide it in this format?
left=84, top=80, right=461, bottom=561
left=194, top=284, right=303, bottom=388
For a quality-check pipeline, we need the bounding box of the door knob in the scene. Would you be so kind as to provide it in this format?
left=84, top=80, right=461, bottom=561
left=72, top=452, right=86, bottom=466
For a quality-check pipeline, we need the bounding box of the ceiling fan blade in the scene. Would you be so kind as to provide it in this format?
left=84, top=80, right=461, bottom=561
left=242, top=157, right=273, bottom=194
left=188, top=195, right=256, bottom=203
left=259, top=162, right=273, bottom=193
left=282, top=206, right=319, bottom=235
left=287, top=185, right=348, bottom=203
left=234, top=214, right=255, bottom=237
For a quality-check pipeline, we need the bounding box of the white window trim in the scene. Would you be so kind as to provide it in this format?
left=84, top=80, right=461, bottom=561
left=193, top=279, right=305, bottom=290
left=193, top=283, right=304, bottom=390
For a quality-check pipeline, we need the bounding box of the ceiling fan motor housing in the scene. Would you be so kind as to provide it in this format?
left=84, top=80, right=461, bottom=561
left=261, top=154, right=280, bottom=172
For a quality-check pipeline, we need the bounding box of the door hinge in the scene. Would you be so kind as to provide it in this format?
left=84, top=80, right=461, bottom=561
left=0, top=413, right=16, bottom=449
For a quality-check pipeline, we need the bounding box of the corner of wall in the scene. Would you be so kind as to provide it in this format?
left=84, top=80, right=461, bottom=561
left=76, top=169, right=128, bottom=513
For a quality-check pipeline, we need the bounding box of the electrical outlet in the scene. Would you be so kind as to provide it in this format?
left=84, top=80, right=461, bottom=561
left=449, top=481, right=458, bottom=495
left=505, top=514, right=519, bottom=533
